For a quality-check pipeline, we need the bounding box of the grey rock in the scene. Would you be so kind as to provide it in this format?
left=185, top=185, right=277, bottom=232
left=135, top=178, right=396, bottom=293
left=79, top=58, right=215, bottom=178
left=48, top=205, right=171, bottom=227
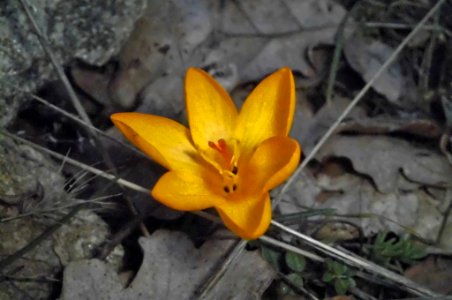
left=0, top=135, right=124, bottom=299
left=0, top=0, right=146, bottom=126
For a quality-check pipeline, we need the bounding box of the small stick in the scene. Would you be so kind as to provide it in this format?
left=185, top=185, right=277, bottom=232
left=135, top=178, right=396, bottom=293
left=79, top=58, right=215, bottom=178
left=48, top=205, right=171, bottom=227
left=30, top=94, right=146, bottom=159
left=17, top=0, right=150, bottom=237
left=270, top=220, right=438, bottom=297
left=0, top=204, right=84, bottom=272
left=17, top=0, right=92, bottom=127
left=5, top=130, right=441, bottom=297
left=195, top=239, right=247, bottom=299
left=96, top=214, right=145, bottom=260
left=259, top=235, right=323, bottom=262
left=2, top=130, right=149, bottom=195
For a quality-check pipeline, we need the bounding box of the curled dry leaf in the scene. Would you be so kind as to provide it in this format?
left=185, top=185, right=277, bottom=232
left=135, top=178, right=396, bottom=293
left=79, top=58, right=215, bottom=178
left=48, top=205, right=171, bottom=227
left=316, top=172, right=421, bottom=236
left=110, top=0, right=212, bottom=108
left=60, top=230, right=275, bottom=300
left=110, top=0, right=354, bottom=111
left=71, top=64, right=112, bottom=106
left=216, top=0, right=355, bottom=82
left=405, top=257, right=452, bottom=294
left=231, top=0, right=300, bottom=35
left=344, top=37, right=403, bottom=103
left=291, top=96, right=366, bottom=154
left=283, top=168, right=444, bottom=240
left=138, top=75, right=184, bottom=118
left=279, top=171, right=322, bottom=215
left=340, top=116, right=442, bottom=139
left=318, top=135, right=452, bottom=193
left=314, top=222, right=361, bottom=241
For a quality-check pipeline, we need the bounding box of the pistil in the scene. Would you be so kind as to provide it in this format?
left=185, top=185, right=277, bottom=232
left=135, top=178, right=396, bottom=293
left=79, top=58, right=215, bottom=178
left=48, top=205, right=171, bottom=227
left=208, top=139, right=233, bottom=169
left=207, top=138, right=240, bottom=194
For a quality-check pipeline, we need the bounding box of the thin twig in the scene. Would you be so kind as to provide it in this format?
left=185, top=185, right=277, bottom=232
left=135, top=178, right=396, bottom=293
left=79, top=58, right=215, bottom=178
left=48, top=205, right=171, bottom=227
left=18, top=0, right=92, bottom=127
left=325, top=0, right=358, bottom=104
left=0, top=204, right=85, bottom=272
left=278, top=270, right=320, bottom=300
left=18, top=0, right=150, bottom=237
left=1, top=275, right=60, bottom=283
left=96, top=214, right=146, bottom=260
left=364, top=22, right=451, bottom=37
left=435, top=189, right=452, bottom=244
left=0, top=194, right=116, bottom=223
left=195, top=239, right=247, bottom=299
left=273, top=0, right=447, bottom=208
left=270, top=220, right=438, bottom=297
left=2, top=130, right=149, bottom=194
left=4, top=130, right=322, bottom=297
left=5, top=130, right=442, bottom=297
left=5, top=280, right=34, bottom=300
left=259, top=235, right=323, bottom=262
left=30, top=94, right=146, bottom=159
left=419, top=10, right=440, bottom=94
left=349, top=286, right=378, bottom=300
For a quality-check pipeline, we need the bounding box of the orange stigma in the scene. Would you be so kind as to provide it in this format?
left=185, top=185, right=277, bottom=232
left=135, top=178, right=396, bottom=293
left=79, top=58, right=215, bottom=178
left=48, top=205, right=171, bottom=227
left=208, top=139, right=233, bottom=168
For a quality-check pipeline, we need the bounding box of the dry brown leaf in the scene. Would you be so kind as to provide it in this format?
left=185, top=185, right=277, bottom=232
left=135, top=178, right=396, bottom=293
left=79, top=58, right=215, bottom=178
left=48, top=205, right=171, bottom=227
left=292, top=96, right=366, bottom=154
left=279, top=170, right=322, bottom=215
left=318, top=135, right=452, bottom=193
left=344, top=37, right=403, bottom=103
left=109, top=0, right=354, bottom=110
left=71, top=65, right=112, bottom=106
left=340, top=116, right=442, bottom=139
left=235, top=1, right=300, bottom=35
left=285, top=169, right=443, bottom=239
left=405, top=257, right=452, bottom=294
left=316, top=173, right=420, bottom=236
left=218, top=0, right=355, bottom=82
left=138, top=75, right=184, bottom=118
left=60, top=230, right=275, bottom=300
left=314, top=222, right=360, bottom=241
left=325, top=296, right=355, bottom=300
left=109, top=0, right=212, bottom=108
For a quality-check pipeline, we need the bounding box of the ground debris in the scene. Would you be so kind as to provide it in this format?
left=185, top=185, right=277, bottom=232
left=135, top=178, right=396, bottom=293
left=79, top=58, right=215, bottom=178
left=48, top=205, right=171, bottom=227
left=60, top=230, right=275, bottom=300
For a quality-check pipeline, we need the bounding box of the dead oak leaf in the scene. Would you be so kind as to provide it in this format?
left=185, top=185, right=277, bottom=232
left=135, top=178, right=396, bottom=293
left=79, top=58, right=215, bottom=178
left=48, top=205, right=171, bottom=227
left=60, top=230, right=275, bottom=300
left=405, top=257, right=452, bottom=294
left=318, top=135, right=452, bottom=193
left=344, top=38, right=403, bottom=103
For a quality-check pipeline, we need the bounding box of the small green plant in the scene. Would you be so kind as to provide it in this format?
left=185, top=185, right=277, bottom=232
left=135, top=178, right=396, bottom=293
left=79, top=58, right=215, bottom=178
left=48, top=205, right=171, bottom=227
left=261, top=245, right=282, bottom=269
left=279, top=273, right=304, bottom=296
left=261, top=246, right=306, bottom=295
left=285, top=251, right=306, bottom=273
left=322, top=259, right=356, bottom=295
left=280, top=251, right=306, bottom=294
left=371, top=232, right=426, bottom=266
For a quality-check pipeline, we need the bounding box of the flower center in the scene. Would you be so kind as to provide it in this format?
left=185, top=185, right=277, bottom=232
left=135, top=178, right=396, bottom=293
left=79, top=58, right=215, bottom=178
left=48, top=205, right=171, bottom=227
left=207, top=138, right=240, bottom=195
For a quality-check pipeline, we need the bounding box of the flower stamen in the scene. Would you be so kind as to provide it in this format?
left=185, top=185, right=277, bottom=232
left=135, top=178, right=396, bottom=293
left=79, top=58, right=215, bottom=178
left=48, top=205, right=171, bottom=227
left=232, top=165, right=238, bottom=175
left=206, top=139, right=241, bottom=195
left=208, top=138, right=233, bottom=167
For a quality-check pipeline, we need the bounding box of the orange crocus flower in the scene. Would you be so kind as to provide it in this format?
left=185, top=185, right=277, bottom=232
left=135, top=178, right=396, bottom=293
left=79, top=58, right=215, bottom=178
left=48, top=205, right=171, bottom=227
left=111, top=67, right=300, bottom=239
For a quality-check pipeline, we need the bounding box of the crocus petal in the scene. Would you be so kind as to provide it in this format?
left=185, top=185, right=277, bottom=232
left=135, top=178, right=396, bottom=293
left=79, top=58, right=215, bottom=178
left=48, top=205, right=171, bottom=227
left=111, top=112, right=199, bottom=171
left=235, top=67, right=295, bottom=156
left=185, top=68, right=238, bottom=152
left=216, top=193, right=271, bottom=240
left=241, top=136, right=300, bottom=193
left=152, top=171, right=223, bottom=211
